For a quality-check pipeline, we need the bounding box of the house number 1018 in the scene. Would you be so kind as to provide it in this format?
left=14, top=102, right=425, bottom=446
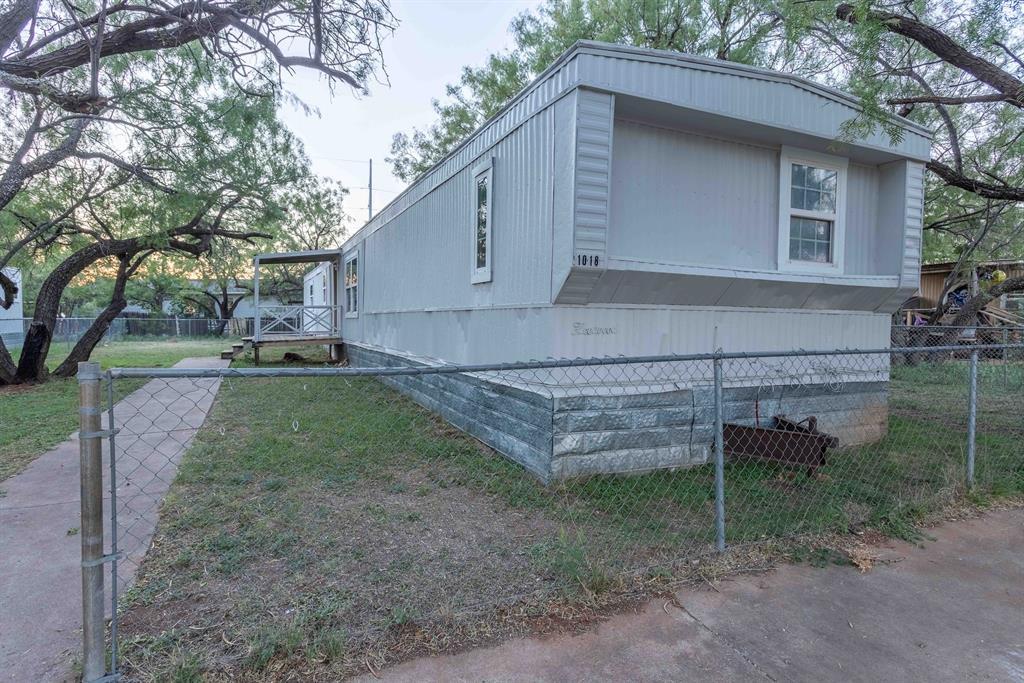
left=576, top=254, right=600, bottom=267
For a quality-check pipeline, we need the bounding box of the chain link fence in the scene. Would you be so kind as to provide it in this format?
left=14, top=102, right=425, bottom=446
left=75, top=343, right=1024, bottom=681
left=0, top=316, right=254, bottom=352
left=891, top=323, right=1024, bottom=348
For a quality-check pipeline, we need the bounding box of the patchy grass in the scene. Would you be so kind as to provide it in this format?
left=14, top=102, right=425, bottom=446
left=0, top=339, right=230, bottom=482
left=117, top=358, right=1023, bottom=681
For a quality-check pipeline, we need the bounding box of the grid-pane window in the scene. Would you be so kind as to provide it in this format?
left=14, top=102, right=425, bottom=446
left=790, top=163, right=837, bottom=212
left=344, top=256, right=358, bottom=315
left=789, top=217, right=832, bottom=263
left=787, top=162, right=838, bottom=264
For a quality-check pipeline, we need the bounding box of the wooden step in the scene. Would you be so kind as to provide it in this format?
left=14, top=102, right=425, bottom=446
left=220, top=349, right=235, bottom=359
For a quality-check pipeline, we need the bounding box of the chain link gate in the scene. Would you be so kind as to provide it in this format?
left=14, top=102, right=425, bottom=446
left=76, top=343, right=1024, bottom=682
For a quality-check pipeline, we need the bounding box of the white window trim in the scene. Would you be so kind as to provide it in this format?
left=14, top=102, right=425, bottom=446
left=471, top=157, right=493, bottom=284
left=777, top=146, right=848, bottom=275
left=344, top=250, right=359, bottom=319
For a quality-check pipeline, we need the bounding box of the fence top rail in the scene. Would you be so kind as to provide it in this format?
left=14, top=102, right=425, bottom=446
left=106, top=343, right=1024, bottom=379
left=894, top=324, right=1024, bottom=330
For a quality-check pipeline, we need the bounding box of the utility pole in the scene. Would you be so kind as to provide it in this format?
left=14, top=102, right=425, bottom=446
left=368, top=158, right=373, bottom=221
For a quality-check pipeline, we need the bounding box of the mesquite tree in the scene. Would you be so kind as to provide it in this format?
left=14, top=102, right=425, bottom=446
left=0, top=59, right=312, bottom=383
left=1, top=0, right=392, bottom=382
left=822, top=1, right=1024, bottom=331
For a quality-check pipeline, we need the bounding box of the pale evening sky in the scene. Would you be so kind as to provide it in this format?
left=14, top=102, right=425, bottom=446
left=278, top=0, right=541, bottom=233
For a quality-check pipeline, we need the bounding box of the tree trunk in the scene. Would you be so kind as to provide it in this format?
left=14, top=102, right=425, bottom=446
left=15, top=241, right=131, bottom=382
left=52, top=258, right=132, bottom=378
left=0, top=340, right=15, bottom=384
left=947, top=276, right=1024, bottom=327
left=216, top=291, right=245, bottom=336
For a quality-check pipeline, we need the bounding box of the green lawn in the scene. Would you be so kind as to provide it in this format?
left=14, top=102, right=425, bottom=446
left=0, top=339, right=231, bottom=482
left=116, top=355, right=1024, bottom=681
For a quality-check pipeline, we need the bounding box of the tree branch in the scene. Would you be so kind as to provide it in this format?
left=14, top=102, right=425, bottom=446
left=926, top=160, right=1024, bottom=201
left=887, top=93, right=1010, bottom=106
left=836, top=4, right=1024, bottom=106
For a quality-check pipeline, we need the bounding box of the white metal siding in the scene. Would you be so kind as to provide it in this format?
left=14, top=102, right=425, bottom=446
left=345, top=57, right=580, bottom=250
left=549, top=306, right=891, bottom=358
left=550, top=93, right=577, bottom=298
left=608, top=121, right=894, bottom=279
left=345, top=42, right=928, bottom=256
left=608, top=120, right=778, bottom=271
left=346, top=108, right=556, bottom=350
left=902, top=162, right=925, bottom=286
left=329, top=42, right=929, bottom=363
left=573, top=90, right=614, bottom=257
left=844, top=162, right=883, bottom=275
left=576, top=49, right=930, bottom=161
left=346, top=305, right=891, bottom=366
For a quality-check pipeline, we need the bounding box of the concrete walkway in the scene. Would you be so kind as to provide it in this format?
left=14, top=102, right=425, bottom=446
left=0, top=357, right=229, bottom=683
left=361, top=508, right=1024, bottom=683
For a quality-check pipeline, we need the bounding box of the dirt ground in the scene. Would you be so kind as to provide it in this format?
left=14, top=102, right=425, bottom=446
left=356, top=505, right=1024, bottom=683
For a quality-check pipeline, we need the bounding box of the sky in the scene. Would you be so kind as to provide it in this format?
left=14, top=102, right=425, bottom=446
left=278, top=0, right=541, bottom=230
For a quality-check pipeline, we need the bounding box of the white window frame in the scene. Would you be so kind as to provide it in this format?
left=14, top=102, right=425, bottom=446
left=344, top=250, right=359, bottom=318
left=777, top=146, right=848, bottom=275
left=471, top=157, right=493, bottom=284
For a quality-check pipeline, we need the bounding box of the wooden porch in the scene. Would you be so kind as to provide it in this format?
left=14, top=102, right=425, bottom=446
left=221, top=249, right=345, bottom=363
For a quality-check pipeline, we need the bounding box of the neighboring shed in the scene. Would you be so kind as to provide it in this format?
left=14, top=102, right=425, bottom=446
left=256, top=41, right=930, bottom=481
left=912, top=259, right=1024, bottom=324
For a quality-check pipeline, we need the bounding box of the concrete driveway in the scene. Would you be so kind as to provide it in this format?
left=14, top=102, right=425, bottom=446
left=362, top=507, right=1024, bottom=683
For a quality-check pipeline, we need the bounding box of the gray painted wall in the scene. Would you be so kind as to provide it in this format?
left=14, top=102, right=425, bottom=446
left=608, top=120, right=780, bottom=272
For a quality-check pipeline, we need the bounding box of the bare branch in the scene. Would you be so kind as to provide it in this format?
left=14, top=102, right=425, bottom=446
left=926, top=160, right=1024, bottom=201
left=836, top=4, right=1024, bottom=106
left=887, top=93, right=1010, bottom=106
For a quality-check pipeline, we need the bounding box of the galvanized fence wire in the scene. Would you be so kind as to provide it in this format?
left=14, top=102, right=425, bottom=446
left=0, top=316, right=253, bottom=350
left=83, top=343, right=1024, bottom=682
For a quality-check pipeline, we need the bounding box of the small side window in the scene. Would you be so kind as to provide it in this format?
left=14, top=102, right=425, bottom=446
left=344, top=253, right=359, bottom=317
left=471, top=158, right=493, bottom=284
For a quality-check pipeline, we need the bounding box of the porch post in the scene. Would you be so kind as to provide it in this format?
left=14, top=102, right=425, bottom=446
left=253, top=256, right=261, bottom=342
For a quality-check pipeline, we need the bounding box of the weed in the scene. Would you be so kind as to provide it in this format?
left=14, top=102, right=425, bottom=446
left=245, top=624, right=303, bottom=671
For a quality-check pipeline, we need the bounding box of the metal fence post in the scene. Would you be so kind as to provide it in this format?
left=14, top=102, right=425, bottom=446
left=713, top=355, right=726, bottom=552
left=78, top=361, right=105, bottom=682
left=966, top=349, right=978, bottom=489
left=1002, top=329, right=1009, bottom=387
left=106, top=375, right=119, bottom=677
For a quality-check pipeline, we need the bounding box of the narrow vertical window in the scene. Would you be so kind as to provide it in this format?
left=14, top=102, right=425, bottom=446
left=344, top=253, right=358, bottom=317
left=471, top=158, right=493, bottom=283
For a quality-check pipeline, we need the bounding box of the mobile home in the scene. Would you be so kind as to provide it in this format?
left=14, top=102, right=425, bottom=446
left=256, top=42, right=930, bottom=481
